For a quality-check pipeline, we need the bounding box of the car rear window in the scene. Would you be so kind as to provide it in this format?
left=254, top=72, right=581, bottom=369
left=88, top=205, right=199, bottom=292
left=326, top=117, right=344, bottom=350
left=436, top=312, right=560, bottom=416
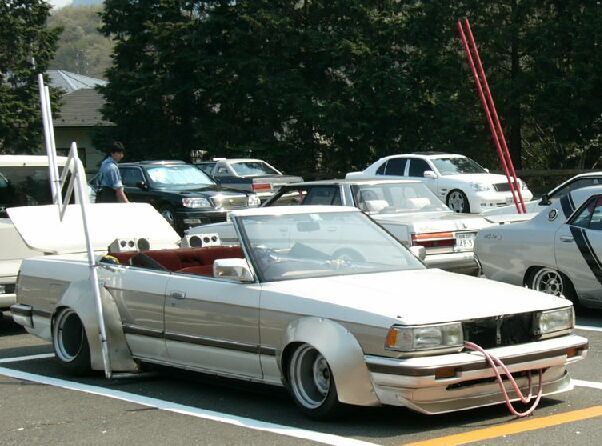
left=0, top=166, right=54, bottom=217
left=231, top=162, right=280, bottom=177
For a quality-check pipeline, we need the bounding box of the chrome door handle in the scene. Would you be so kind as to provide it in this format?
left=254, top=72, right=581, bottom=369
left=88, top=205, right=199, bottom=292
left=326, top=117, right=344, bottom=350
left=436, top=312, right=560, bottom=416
left=170, top=291, right=186, bottom=299
left=559, top=236, right=574, bottom=243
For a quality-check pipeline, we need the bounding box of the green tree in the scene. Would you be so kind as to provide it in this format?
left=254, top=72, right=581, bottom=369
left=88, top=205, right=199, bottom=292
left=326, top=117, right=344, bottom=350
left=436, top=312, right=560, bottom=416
left=0, top=0, right=61, bottom=154
left=48, top=4, right=113, bottom=79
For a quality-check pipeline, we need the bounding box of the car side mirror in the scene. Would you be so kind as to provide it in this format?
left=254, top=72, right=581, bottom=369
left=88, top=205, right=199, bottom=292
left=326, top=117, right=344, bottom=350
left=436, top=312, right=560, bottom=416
left=214, top=258, right=254, bottom=282
left=136, top=181, right=148, bottom=190
left=423, top=170, right=437, bottom=179
left=539, top=193, right=551, bottom=206
left=409, top=246, right=426, bottom=261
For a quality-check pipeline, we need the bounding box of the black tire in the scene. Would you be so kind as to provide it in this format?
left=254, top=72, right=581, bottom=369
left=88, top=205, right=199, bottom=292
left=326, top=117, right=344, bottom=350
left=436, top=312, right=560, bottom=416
left=446, top=189, right=470, bottom=213
left=159, top=205, right=176, bottom=228
left=52, top=308, right=91, bottom=376
left=285, top=344, right=343, bottom=420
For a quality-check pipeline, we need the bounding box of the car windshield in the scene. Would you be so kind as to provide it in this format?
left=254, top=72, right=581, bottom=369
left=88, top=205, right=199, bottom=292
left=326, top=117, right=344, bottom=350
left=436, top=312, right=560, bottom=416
left=237, top=210, right=424, bottom=281
left=0, top=166, right=57, bottom=218
left=431, top=157, right=487, bottom=175
left=352, top=183, right=448, bottom=214
left=146, top=164, right=214, bottom=187
left=231, top=161, right=280, bottom=177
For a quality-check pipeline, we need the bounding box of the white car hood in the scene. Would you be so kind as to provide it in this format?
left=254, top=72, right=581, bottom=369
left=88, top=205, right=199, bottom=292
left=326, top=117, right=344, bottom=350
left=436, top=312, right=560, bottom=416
left=262, top=269, right=567, bottom=326
left=7, top=203, right=180, bottom=254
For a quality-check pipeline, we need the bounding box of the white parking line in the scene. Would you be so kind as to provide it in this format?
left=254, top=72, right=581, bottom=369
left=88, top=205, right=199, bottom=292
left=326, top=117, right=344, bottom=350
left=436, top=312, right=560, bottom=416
left=575, top=325, right=602, bottom=333
left=0, top=353, right=54, bottom=363
left=573, top=379, right=602, bottom=391
left=0, top=364, right=377, bottom=446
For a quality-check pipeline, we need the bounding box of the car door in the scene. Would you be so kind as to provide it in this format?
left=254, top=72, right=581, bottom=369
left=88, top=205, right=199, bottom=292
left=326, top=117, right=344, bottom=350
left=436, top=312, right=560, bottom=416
left=406, top=158, right=439, bottom=196
left=120, top=167, right=152, bottom=203
left=99, top=264, right=171, bottom=361
left=555, top=196, right=602, bottom=305
left=164, top=273, right=262, bottom=379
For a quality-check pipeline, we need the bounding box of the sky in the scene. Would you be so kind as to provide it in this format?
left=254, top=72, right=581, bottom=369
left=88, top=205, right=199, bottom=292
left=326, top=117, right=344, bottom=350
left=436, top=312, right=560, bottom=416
left=49, top=0, right=72, bottom=8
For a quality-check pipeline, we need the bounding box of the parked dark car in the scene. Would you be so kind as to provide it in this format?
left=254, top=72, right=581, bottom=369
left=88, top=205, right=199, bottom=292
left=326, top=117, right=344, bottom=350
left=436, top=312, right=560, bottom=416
left=117, top=161, right=261, bottom=234
left=195, top=158, right=303, bottom=201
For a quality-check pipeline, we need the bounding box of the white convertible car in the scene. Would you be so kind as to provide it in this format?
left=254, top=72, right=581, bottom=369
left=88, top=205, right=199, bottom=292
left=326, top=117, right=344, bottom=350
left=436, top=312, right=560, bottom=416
left=346, top=152, right=533, bottom=214
left=10, top=204, right=587, bottom=418
left=476, top=187, right=602, bottom=309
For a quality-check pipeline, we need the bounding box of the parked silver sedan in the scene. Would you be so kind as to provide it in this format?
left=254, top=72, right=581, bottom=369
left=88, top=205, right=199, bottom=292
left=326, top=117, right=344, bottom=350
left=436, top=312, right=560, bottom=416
left=11, top=204, right=587, bottom=418
left=188, top=179, right=495, bottom=274
left=476, top=186, right=602, bottom=308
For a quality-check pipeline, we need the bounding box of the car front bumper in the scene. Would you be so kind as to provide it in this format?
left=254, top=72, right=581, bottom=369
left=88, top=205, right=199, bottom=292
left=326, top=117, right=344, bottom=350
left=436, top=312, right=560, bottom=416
left=365, top=334, right=587, bottom=414
left=470, top=189, right=534, bottom=211
left=174, top=209, right=231, bottom=231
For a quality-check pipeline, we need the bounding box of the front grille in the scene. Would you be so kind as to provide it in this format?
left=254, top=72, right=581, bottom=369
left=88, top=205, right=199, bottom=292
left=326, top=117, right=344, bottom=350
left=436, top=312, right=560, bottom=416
left=210, top=195, right=249, bottom=210
left=462, top=312, right=534, bottom=349
left=0, top=283, right=15, bottom=294
left=493, top=182, right=519, bottom=192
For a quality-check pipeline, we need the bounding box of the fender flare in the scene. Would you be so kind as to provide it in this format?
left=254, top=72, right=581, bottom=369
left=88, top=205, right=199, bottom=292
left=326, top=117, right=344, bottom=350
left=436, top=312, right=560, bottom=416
left=280, top=317, right=379, bottom=407
left=55, top=280, right=139, bottom=372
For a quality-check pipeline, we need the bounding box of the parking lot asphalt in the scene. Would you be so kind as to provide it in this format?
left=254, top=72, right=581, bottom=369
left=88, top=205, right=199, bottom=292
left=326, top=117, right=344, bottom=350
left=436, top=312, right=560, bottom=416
left=1, top=310, right=601, bottom=446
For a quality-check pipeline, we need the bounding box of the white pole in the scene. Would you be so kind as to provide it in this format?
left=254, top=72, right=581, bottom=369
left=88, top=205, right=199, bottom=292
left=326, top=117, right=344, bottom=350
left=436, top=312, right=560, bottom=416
left=70, top=142, right=112, bottom=379
left=37, top=74, right=60, bottom=206
left=44, top=85, right=63, bottom=208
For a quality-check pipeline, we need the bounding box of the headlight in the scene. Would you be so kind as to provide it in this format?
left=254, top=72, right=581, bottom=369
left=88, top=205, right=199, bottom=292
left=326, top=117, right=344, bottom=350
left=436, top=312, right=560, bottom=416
left=248, top=194, right=261, bottom=207
left=470, top=182, right=491, bottom=192
left=386, top=323, right=463, bottom=352
left=182, top=197, right=211, bottom=208
left=534, top=307, right=574, bottom=337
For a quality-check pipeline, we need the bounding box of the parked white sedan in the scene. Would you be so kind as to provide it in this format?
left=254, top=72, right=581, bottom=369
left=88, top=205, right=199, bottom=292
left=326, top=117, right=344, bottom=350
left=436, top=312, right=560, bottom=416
left=476, top=187, right=602, bottom=309
left=346, top=152, right=533, bottom=214
left=10, top=204, right=587, bottom=418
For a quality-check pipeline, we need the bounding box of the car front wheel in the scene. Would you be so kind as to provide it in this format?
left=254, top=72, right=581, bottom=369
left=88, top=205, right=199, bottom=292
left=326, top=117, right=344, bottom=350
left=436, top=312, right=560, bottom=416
left=286, top=344, right=342, bottom=420
left=447, top=189, right=470, bottom=213
left=159, top=205, right=176, bottom=228
left=529, top=267, right=578, bottom=304
left=52, top=308, right=91, bottom=376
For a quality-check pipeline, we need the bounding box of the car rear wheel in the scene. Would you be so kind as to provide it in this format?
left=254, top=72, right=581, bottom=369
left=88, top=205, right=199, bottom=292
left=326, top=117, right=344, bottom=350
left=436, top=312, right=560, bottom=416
left=286, top=344, right=342, bottom=420
left=52, top=308, right=91, bottom=376
left=529, top=267, right=578, bottom=304
left=447, top=189, right=470, bottom=213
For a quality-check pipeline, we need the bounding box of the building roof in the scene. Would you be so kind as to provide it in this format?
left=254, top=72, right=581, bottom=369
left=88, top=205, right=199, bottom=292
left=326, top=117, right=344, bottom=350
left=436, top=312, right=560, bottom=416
left=54, top=89, right=112, bottom=127
left=47, top=70, right=106, bottom=93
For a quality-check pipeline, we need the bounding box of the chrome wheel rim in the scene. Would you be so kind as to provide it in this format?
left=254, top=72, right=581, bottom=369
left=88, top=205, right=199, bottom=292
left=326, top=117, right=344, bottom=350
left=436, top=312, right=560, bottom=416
left=53, top=309, right=84, bottom=363
left=532, top=268, right=564, bottom=297
left=448, top=191, right=466, bottom=213
left=289, top=345, right=331, bottom=409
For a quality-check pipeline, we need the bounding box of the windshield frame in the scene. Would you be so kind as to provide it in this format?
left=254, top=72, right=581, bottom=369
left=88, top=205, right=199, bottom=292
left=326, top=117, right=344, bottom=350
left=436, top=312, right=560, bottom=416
left=431, top=157, right=488, bottom=176
left=232, top=209, right=425, bottom=283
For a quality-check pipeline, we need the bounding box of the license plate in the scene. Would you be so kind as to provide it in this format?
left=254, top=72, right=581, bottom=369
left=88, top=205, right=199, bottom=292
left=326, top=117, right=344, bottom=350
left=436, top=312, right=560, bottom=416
left=455, top=233, right=476, bottom=251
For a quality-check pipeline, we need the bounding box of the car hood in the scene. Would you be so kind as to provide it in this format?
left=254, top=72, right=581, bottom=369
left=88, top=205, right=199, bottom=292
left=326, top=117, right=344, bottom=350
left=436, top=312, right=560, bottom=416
left=372, top=211, right=491, bottom=232
left=261, top=269, right=567, bottom=326
left=7, top=203, right=180, bottom=254
left=442, top=173, right=521, bottom=185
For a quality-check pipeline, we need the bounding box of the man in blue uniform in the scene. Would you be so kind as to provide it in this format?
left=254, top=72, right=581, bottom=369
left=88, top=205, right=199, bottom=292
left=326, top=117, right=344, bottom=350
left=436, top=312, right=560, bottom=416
left=95, top=142, right=129, bottom=203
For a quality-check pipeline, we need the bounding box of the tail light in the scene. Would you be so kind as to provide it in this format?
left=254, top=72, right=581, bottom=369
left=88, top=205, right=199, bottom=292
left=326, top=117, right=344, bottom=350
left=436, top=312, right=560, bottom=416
left=252, top=183, right=272, bottom=192
left=411, top=232, right=455, bottom=248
